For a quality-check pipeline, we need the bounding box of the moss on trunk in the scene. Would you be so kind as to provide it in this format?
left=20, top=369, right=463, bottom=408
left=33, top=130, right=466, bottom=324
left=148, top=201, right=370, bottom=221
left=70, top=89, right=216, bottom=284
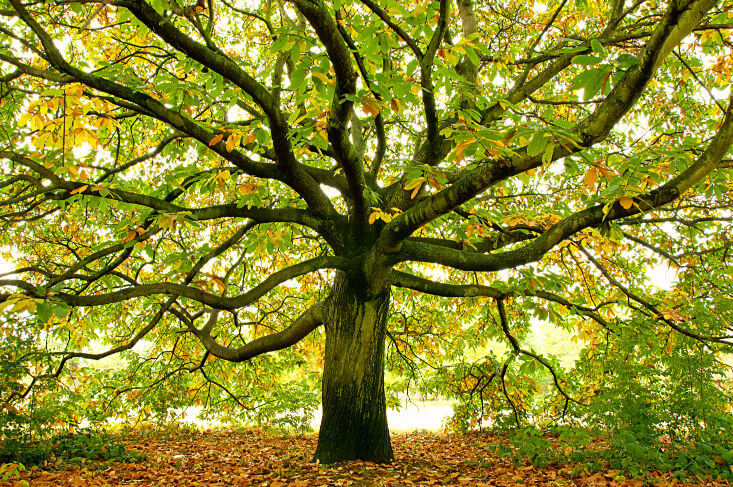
left=314, top=272, right=394, bottom=464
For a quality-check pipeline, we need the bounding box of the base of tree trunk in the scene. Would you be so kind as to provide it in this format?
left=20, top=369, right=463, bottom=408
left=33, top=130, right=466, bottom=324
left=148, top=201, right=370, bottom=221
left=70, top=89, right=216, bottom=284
left=314, top=406, right=394, bottom=464
left=313, top=273, right=394, bottom=464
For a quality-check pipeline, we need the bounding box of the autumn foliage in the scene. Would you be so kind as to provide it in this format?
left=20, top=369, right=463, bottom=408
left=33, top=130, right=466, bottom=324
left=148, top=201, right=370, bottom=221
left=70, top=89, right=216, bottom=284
left=2, top=428, right=733, bottom=487
left=1, top=0, right=733, bottom=469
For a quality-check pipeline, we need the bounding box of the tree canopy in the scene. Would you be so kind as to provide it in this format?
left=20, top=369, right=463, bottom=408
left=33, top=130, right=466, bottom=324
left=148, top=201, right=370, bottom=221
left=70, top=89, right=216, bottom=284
left=1, top=0, right=732, bottom=464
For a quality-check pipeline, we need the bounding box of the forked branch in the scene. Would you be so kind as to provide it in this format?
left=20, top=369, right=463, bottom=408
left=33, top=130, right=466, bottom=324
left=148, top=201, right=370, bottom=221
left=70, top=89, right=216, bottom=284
left=190, top=301, right=327, bottom=362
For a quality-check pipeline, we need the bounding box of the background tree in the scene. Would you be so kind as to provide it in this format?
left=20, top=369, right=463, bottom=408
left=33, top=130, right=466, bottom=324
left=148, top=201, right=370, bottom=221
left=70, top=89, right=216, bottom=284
left=1, top=0, right=732, bottom=464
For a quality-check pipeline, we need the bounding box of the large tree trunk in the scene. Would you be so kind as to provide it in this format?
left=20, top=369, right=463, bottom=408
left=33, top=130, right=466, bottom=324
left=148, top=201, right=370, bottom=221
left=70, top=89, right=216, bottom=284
left=314, top=272, right=394, bottom=464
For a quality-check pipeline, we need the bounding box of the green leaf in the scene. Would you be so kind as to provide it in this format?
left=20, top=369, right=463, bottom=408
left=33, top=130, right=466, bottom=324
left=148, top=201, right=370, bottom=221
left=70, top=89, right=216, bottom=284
left=527, top=132, right=547, bottom=157
left=289, top=66, right=307, bottom=93
left=465, top=46, right=479, bottom=66
left=542, top=143, right=555, bottom=164
left=570, top=67, right=611, bottom=101
left=53, top=303, right=71, bottom=319
left=591, top=39, right=606, bottom=56
left=615, top=53, right=640, bottom=70
left=36, top=301, right=53, bottom=323
left=572, top=54, right=603, bottom=66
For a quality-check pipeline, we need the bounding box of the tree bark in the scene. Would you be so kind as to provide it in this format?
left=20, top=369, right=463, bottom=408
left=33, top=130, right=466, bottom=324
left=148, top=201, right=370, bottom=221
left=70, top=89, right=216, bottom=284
left=314, top=271, right=394, bottom=464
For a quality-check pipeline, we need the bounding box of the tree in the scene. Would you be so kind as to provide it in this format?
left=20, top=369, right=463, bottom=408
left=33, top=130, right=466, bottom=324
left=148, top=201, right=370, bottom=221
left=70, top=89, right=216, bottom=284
left=1, top=0, right=732, bottom=464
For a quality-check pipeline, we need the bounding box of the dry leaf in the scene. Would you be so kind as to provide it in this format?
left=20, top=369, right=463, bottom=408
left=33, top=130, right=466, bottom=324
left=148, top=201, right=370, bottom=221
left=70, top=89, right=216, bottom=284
left=209, top=133, right=224, bottom=146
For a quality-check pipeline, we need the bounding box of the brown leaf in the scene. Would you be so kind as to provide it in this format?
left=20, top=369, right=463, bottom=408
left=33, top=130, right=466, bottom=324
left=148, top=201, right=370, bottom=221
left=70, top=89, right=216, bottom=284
left=390, top=98, right=401, bottom=113
left=362, top=100, right=380, bottom=117
left=209, top=133, right=224, bottom=146
left=122, top=230, right=137, bottom=243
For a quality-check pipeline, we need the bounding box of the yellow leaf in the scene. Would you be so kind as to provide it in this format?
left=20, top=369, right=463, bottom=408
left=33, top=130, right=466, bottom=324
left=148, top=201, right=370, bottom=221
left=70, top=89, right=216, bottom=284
left=209, top=133, right=224, bottom=146
left=225, top=133, right=240, bottom=152
left=444, top=50, right=459, bottom=65
left=598, top=166, right=615, bottom=179
left=159, top=215, right=176, bottom=229
left=66, top=84, right=84, bottom=97
left=619, top=196, right=633, bottom=209
left=583, top=167, right=598, bottom=192
left=212, top=278, right=226, bottom=293
left=700, top=30, right=715, bottom=43
left=487, top=139, right=506, bottom=148
left=368, top=209, right=380, bottom=225
left=70, top=185, right=88, bottom=195
left=411, top=184, right=421, bottom=199
left=239, top=182, right=256, bottom=194
left=602, top=201, right=613, bottom=216
left=13, top=299, right=37, bottom=313
left=254, top=239, right=267, bottom=255
left=451, top=45, right=465, bottom=55
left=74, top=129, right=98, bottom=148
left=453, top=137, right=476, bottom=162
left=403, top=177, right=425, bottom=191
left=311, top=71, right=334, bottom=86
left=18, top=113, right=32, bottom=127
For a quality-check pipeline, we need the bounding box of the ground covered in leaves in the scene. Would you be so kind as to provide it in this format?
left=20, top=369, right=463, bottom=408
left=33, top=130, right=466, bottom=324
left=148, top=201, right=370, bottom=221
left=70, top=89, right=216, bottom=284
left=3, top=429, right=731, bottom=487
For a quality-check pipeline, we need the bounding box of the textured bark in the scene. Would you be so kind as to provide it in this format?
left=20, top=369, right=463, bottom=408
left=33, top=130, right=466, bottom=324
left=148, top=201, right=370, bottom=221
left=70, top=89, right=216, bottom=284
left=314, top=272, right=394, bottom=464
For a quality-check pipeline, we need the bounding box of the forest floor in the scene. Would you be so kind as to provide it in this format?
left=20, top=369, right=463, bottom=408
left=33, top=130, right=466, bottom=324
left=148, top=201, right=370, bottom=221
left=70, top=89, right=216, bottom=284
left=4, top=428, right=731, bottom=487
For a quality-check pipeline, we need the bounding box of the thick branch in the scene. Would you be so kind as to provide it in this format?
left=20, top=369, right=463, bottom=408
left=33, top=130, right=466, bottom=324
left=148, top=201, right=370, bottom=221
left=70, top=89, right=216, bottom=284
left=192, top=301, right=326, bottom=362
left=39, top=180, right=328, bottom=231
left=420, top=0, right=449, bottom=148
left=379, top=0, right=720, bottom=249
left=294, top=0, right=367, bottom=232
left=3, top=256, right=348, bottom=309
left=359, top=0, right=423, bottom=59
left=396, top=89, right=733, bottom=270
left=112, top=0, right=336, bottom=218
left=10, top=0, right=337, bottom=222
left=455, top=0, right=478, bottom=103
left=388, top=270, right=504, bottom=298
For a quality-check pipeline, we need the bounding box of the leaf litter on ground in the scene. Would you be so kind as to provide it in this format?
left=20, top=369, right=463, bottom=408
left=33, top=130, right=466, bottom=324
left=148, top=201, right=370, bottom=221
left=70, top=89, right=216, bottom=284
left=2, top=429, right=731, bottom=487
